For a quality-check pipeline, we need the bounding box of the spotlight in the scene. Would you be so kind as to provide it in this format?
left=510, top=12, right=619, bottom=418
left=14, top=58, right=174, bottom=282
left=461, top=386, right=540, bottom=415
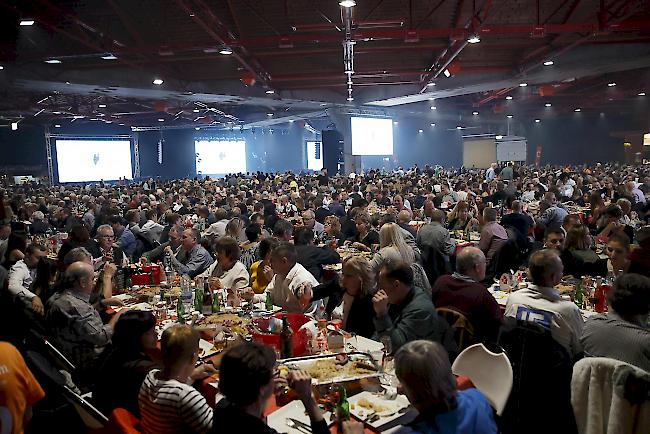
left=339, top=0, right=356, bottom=7
left=426, top=82, right=436, bottom=87
left=607, top=82, right=616, bottom=87
left=430, top=123, right=435, bottom=127
left=472, top=111, right=479, bottom=116
left=519, top=83, right=528, bottom=87
left=193, top=109, right=200, bottom=113
left=507, top=115, right=513, bottom=119
left=430, top=106, right=437, bottom=110
left=535, top=119, right=541, bottom=123
left=267, top=113, right=273, bottom=117
left=347, top=96, right=354, bottom=101
left=574, top=108, right=581, bottom=112
left=443, top=69, right=451, bottom=77
left=393, top=121, right=398, bottom=125
left=543, top=60, right=554, bottom=66
left=219, top=47, right=233, bottom=55
left=456, top=126, right=463, bottom=130
left=11, top=122, right=18, bottom=130
left=495, top=135, right=503, bottom=140
left=265, top=89, right=275, bottom=94
left=418, top=129, right=423, bottom=133
left=101, top=54, right=118, bottom=60
left=505, top=95, right=513, bottom=100
left=0, top=66, right=3, bottom=70
left=153, top=78, right=164, bottom=85
left=98, top=104, right=107, bottom=108
left=45, top=59, right=61, bottom=64
left=545, top=103, right=552, bottom=107
left=19, top=19, right=35, bottom=26
left=467, top=35, right=481, bottom=44
left=54, top=124, right=61, bottom=128
left=158, top=118, right=165, bottom=122
left=638, top=92, right=646, bottom=96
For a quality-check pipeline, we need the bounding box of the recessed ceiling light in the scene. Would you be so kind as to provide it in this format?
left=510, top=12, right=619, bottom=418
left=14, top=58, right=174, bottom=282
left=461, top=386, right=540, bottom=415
left=535, top=119, right=541, bottom=123
left=418, top=129, right=423, bottom=133
left=347, top=96, right=354, bottom=101
left=456, top=125, right=463, bottom=130
left=472, top=111, right=479, bottom=115
left=101, top=54, right=118, bottom=60
left=158, top=118, right=164, bottom=122
left=507, top=115, right=513, bottom=119
left=426, top=82, right=436, bottom=87
left=289, top=119, right=294, bottom=123
left=430, top=123, right=435, bottom=127
left=543, top=60, right=554, bottom=66
left=267, top=113, right=273, bottom=116
left=193, top=109, right=200, bottom=113
left=430, top=106, right=437, bottom=110
left=0, top=66, right=4, bottom=70
left=19, top=19, right=35, bottom=26
left=54, top=124, right=61, bottom=128
left=45, top=59, right=61, bottom=64
left=519, top=83, right=528, bottom=87
left=495, top=135, right=503, bottom=139
left=393, top=121, right=398, bottom=125
left=443, top=69, right=451, bottom=77
left=574, top=108, right=581, bottom=112
left=195, top=127, right=200, bottom=130
left=639, top=92, right=646, bottom=96
left=98, top=104, right=106, bottom=108
left=339, top=0, right=356, bottom=7
left=505, top=95, right=513, bottom=100
left=153, top=78, right=164, bottom=85
left=219, top=47, right=233, bottom=55
left=265, top=89, right=275, bottom=94
left=545, top=103, right=552, bottom=107
left=607, top=82, right=616, bottom=87
left=11, top=122, right=18, bottom=130
left=467, top=35, right=481, bottom=44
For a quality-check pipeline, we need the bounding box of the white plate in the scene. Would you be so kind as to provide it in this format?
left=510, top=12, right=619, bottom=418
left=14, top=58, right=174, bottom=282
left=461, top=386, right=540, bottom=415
left=198, top=338, right=219, bottom=359
left=267, top=400, right=333, bottom=433
left=348, top=391, right=415, bottom=432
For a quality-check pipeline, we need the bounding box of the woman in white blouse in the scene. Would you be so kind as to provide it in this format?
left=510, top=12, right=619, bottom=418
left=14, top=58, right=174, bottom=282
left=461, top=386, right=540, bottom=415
left=202, top=236, right=249, bottom=306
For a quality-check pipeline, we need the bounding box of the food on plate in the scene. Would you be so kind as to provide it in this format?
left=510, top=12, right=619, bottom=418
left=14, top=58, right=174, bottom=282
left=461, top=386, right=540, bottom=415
left=357, top=398, right=388, bottom=413
left=197, top=313, right=251, bottom=336
left=134, top=286, right=181, bottom=297
left=305, top=358, right=375, bottom=382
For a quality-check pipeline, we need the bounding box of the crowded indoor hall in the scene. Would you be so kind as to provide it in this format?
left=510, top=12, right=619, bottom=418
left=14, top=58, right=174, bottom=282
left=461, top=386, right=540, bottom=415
left=1, top=1, right=650, bottom=433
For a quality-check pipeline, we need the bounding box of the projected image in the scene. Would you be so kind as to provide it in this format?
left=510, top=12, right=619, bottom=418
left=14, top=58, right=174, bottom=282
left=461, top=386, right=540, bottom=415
left=351, top=117, right=394, bottom=155
left=56, top=139, right=133, bottom=183
left=306, top=141, right=323, bottom=171
left=195, top=140, right=246, bottom=176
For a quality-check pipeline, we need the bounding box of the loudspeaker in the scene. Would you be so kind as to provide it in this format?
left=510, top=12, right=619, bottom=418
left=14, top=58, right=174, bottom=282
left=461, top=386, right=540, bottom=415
left=322, top=129, right=344, bottom=175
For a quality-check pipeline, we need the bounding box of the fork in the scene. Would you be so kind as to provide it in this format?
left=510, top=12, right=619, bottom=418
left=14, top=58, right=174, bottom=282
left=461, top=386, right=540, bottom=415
left=285, top=418, right=311, bottom=433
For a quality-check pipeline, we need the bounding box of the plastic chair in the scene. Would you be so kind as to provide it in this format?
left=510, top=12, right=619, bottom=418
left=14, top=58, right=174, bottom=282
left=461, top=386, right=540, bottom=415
left=105, top=408, right=142, bottom=434
left=451, top=343, right=513, bottom=415
left=436, top=307, right=475, bottom=352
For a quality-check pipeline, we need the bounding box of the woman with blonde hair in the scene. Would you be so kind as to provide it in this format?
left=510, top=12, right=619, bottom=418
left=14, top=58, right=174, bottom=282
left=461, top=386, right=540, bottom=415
left=319, top=215, right=343, bottom=246
left=225, top=217, right=246, bottom=243
left=370, top=222, right=415, bottom=272
left=447, top=200, right=479, bottom=231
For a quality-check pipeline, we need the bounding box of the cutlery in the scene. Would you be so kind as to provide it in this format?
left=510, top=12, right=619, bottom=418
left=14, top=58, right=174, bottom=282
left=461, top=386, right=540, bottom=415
left=286, top=418, right=311, bottom=433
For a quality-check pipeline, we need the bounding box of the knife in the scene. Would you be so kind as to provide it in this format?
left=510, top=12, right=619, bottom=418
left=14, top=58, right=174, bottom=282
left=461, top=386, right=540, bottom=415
left=287, top=418, right=312, bottom=433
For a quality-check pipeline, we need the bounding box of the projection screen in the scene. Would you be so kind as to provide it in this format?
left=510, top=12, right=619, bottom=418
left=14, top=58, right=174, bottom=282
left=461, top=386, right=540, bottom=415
left=55, top=139, right=133, bottom=183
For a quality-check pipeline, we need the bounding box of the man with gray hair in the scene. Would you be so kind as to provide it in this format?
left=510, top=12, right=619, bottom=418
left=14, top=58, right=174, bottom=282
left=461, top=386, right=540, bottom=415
left=479, top=207, right=508, bottom=271
left=302, top=209, right=324, bottom=239
left=431, top=247, right=502, bottom=342
left=46, top=262, right=126, bottom=373
left=94, top=224, right=127, bottom=268
left=505, top=249, right=583, bottom=357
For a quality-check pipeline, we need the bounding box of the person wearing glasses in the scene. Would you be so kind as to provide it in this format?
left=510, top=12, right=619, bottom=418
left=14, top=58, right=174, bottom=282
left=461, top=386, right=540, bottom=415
left=93, top=224, right=127, bottom=269
left=164, top=228, right=213, bottom=278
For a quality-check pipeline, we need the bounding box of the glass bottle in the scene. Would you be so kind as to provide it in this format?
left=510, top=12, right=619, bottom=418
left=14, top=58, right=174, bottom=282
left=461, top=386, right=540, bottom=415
left=280, top=315, right=293, bottom=359
left=335, top=385, right=350, bottom=430
left=176, top=297, right=185, bottom=324
left=265, top=290, right=273, bottom=311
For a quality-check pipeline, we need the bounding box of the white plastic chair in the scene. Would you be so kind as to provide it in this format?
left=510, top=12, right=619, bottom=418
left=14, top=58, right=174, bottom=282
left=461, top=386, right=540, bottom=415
left=451, top=343, right=513, bottom=415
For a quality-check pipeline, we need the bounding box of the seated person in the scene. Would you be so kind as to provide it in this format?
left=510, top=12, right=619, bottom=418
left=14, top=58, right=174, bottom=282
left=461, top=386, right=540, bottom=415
left=250, top=237, right=279, bottom=294
left=165, top=228, right=213, bottom=278
left=346, top=212, right=379, bottom=252
left=139, top=325, right=214, bottom=434
left=46, top=262, right=126, bottom=377
left=294, top=227, right=340, bottom=282
left=591, top=233, right=630, bottom=278
left=580, top=273, right=650, bottom=372
left=213, top=342, right=332, bottom=434
left=564, top=224, right=599, bottom=277
left=0, top=342, right=45, bottom=434
left=394, top=340, right=497, bottom=434
left=447, top=200, right=479, bottom=232
left=629, top=226, right=650, bottom=277
left=7, top=243, right=48, bottom=315
left=201, top=237, right=249, bottom=306
left=505, top=250, right=584, bottom=358
left=142, top=225, right=182, bottom=263
left=431, top=247, right=503, bottom=342
left=373, top=261, right=451, bottom=353
left=96, top=311, right=215, bottom=417
left=500, top=200, right=533, bottom=237
left=478, top=207, right=508, bottom=271
left=257, top=242, right=319, bottom=314
left=319, top=215, right=345, bottom=247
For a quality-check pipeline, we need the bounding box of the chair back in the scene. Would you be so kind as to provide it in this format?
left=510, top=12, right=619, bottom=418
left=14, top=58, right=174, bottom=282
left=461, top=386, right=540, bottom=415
left=436, top=307, right=475, bottom=352
left=105, top=408, right=142, bottom=434
left=63, top=385, right=109, bottom=429
left=411, top=262, right=432, bottom=297
left=451, top=343, right=513, bottom=415
left=421, top=245, right=450, bottom=286
left=571, top=357, right=650, bottom=434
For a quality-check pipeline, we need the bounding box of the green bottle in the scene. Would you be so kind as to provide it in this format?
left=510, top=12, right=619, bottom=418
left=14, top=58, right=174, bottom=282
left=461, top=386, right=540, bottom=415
left=176, top=297, right=185, bottom=324
left=213, top=290, right=221, bottom=313
left=194, top=282, right=204, bottom=312
left=574, top=280, right=583, bottom=309
left=265, top=291, right=273, bottom=311
left=335, top=385, right=350, bottom=429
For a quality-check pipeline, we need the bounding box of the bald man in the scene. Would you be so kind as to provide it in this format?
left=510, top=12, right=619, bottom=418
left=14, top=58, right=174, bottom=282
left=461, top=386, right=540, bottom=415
left=397, top=209, right=416, bottom=237
left=431, top=247, right=502, bottom=342
left=46, top=262, right=125, bottom=373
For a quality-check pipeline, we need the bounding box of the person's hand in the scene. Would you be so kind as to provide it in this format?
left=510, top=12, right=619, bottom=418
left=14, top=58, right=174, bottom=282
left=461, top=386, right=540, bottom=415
left=103, top=297, right=124, bottom=307
left=241, top=286, right=255, bottom=301
left=342, top=420, right=365, bottom=434
left=296, top=283, right=313, bottom=309
left=372, top=289, right=390, bottom=317
left=31, top=296, right=44, bottom=315
left=103, top=262, right=117, bottom=278
left=209, top=277, right=222, bottom=291
left=288, top=370, right=314, bottom=404
left=351, top=242, right=367, bottom=251
left=190, top=363, right=217, bottom=380
left=262, top=264, right=274, bottom=282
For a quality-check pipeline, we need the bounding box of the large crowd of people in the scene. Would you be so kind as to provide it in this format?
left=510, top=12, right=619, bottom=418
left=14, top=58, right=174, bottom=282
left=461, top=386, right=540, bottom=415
left=1, top=161, right=649, bottom=434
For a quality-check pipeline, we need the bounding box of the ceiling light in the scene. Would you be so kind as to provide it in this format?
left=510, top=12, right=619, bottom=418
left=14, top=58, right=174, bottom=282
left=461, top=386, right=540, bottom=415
left=543, top=60, right=554, bottom=66
left=535, top=119, right=541, bottom=123
left=456, top=126, right=463, bottom=130
left=289, top=119, right=294, bottom=123
left=11, top=122, right=18, bottom=130
left=19, top=19, right=35, bottom=26
left=430, top=106, right=437, bottom=110
left=101, top=54, right=118, bottom=60
left=545, top=103, right=552, bottom=107
left=158, top=118, right=164, bottom=122
left=443, top=69, right=451, bottom=78
left=495, top=135, right=503, bottom=140
left=607, top=82, right=616, bottom=87
left=45, top=59, right=61, bottom=64
left=347, top=96, right=354, bottom=101
left=430, top=123, right=435, bottom=127
left=393, top=121, right=398, bottom=125
left=505, top=95, right=513, bottom=100
left=467, top=35, right=481, bottom=44
left=574, top=108, right=581, bottom=112
left=426, top=82, right=436, bottom=87
left=98, top=104, right=106, bottom=108
left=0, top=66, right=4, bottom=70
left=193, top=109, right=200, bottom=113
left=472, top=111, right=479, bottom=115
left=265, top=89, right=275, bottom=94
left=418, top=129, right=423, bottom=133
left=267, top=113, right=273, bottom=116
left=219, top=47, right=233, bottom=55
left=639, top=92, right=646, bottom=96
left=507, top=115, right=513, bottom=119
left=152, top=78, right=164, bottom=85
left=519, top=83, right=528, bottom=87
left=339, top=0, right=356, bottom=7
left=54, top=124, right=61, bottom=128
left=195, top=127, right=200, bottom=130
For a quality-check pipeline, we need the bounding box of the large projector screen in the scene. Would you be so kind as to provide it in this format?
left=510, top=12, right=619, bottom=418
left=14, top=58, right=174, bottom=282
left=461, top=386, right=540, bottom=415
left=195, top=140, right=246, bottom=176
left=351, top=117, right=394, bottom=155
left=56, top=139, right=133, bottom=183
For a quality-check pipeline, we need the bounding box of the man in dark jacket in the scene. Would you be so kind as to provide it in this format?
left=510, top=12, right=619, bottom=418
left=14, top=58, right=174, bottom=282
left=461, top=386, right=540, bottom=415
left=294, top=227, right=340, bottom=281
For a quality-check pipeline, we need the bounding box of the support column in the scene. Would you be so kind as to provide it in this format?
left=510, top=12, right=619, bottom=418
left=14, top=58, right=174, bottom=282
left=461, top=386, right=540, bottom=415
left=44, top=126, right=54, bottom=185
